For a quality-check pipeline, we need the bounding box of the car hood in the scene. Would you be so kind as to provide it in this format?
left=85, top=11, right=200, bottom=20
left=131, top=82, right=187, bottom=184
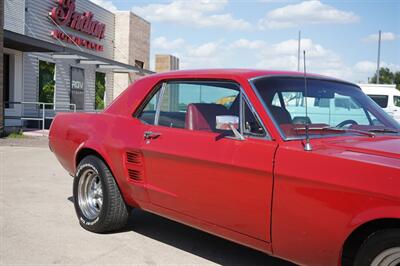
left=324, top=136, right=400, bottom=160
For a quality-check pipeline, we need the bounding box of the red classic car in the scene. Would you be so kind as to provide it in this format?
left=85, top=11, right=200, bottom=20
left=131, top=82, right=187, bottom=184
left=49, top=69, right=400, bottom=266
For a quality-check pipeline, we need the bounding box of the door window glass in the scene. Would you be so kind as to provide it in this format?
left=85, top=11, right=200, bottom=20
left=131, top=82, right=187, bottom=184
left=158, top=81, right=240, bottom=131
left=137, top=81, right=268, bottom=138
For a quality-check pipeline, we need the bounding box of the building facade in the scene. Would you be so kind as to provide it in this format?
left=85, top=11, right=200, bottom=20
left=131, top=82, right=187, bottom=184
left=0, top=0, right=4, bottom=135
left=3, top=0, right=151, bottom=129
left=155, top=54, right=179, bottom=73
left=113, top=11, right=150, bottom=98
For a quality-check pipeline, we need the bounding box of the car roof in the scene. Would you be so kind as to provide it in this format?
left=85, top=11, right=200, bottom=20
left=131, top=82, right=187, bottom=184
left=145, top=68, right=335, bottom=81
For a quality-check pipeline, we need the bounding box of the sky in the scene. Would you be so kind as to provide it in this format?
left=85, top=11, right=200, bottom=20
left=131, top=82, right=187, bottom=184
left=90, top=0, right=400, bottom=83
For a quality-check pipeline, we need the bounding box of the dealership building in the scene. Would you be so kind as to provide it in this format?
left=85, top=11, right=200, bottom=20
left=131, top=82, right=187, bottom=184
left=3, top=0, right=153, bottom=129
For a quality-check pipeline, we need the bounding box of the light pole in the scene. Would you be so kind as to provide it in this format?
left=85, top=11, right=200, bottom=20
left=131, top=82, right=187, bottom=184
left=376, top=30, right=381, bottom=84
left=297, top=30, right=301, bottom=72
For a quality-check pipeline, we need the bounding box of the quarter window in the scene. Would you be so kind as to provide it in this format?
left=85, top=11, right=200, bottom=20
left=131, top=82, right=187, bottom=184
left=243, top=99, right=266, bottom=137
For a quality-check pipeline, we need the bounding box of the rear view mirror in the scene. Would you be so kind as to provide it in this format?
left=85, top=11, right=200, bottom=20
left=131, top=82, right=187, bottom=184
left=216, top=115, right=239, bottom=130
left=303, top=88, right=335, bottom=99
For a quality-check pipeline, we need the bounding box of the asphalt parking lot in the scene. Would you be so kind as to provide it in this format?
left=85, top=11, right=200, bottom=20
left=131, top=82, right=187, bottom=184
left=0, top=138, right=295, bottom=265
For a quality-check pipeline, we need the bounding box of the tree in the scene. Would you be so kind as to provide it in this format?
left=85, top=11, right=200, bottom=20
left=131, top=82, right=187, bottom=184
left=95, top=72, right=106, bottom=110
left=395, top=72, right=400, bottom=90
left=39, top=61, right=55, bottom=108
left=370, top=67, right=400, bottom=91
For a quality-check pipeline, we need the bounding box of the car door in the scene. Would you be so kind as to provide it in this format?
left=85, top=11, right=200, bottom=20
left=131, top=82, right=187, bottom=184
left=136, top=80, right=277, bottom=242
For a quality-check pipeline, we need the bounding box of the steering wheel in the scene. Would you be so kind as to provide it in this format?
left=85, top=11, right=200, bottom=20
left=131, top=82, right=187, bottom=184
left=336, top=119, right=358, bottom=128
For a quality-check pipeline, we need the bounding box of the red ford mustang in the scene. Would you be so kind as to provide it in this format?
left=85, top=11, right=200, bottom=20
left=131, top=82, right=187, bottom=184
left=49, top=69, right=400, bottom=266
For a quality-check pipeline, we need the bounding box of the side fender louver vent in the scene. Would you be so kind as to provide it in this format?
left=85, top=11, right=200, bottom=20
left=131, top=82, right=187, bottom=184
left=126, top=151, right=142, bottom=164
left=127, top=169, right=143, bottom=181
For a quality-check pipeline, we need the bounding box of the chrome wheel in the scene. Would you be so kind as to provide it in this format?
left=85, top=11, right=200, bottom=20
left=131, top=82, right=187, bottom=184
left=77, top=169, right=103, bottom=220
left=371, top=247, right=400, bottom=266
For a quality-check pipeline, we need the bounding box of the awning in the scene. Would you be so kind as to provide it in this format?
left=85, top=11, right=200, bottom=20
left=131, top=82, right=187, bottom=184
left=4, top=30, right=154, bottom=75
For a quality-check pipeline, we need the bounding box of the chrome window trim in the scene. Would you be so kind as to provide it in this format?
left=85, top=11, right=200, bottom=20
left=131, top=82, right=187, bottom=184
left=154, top=82, right=167, bottom=126
left=149, top=79, right=272, bottom=141
left=240, top=91, right=271, bottom=140
left=239, top=89, right=244, bottom=136
left=247, top=74, right=363, bottom=141
left=248, top=79, right=286, bottom=141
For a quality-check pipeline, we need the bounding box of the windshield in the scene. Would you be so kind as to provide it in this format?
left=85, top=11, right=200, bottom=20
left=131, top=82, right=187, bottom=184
left=251, top=77, right=400, bottom=139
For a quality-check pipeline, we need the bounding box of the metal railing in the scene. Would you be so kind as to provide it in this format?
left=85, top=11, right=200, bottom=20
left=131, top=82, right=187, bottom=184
left=4, top=101, right=77, bottom=132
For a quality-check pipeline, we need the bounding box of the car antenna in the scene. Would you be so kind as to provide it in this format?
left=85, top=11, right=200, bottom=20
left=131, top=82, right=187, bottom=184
left=303, top=50, right=312, bottom=151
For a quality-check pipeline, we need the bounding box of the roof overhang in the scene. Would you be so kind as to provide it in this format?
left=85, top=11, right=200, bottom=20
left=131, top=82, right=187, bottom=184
left=4, top=30, right=65, bottom=52
left=4, top=30, right=154, bottom=75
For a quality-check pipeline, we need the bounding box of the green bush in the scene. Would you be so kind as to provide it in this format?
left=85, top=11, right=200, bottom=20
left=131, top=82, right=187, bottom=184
left=95, top=72, right=106, bottom=110
left=39, top=61, right=55, bottom=108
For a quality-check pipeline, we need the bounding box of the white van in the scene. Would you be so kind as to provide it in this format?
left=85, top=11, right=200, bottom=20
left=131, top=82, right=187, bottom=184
left=358, top=83, right=400, bottom=123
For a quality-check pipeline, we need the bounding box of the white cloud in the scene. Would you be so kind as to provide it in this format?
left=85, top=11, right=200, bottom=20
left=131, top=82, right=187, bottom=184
left=354, top=60, right=377, bottom=73
left=89, top=0, right=118, bottom=12
left=352, top=60, right=400, bottom=82
left=256, top=38, right=344, bottom=74
left=151, top=36, right=398, bottom=83
left=153, top=37, right=186, bottom=50
left=132, top=0, right=251, bottom=30
left=187, top=42, right=221, bottom=57
left=151, top=37, right=228, bottom=69
left=259, top=0, right=359, bottom=29
left=259, top=0, right=298, bottom=3
left=230, top=39, right=267, bottom=49
left=354, top=60, right=400, bottom=73
left=362, top=32, right=397, bottom=42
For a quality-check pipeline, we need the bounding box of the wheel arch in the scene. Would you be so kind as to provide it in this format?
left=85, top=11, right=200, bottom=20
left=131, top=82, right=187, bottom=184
left=76, top=147, right=105, bottom=167
left=74, top=145, right=116, bottom=181
left=341, top=218, right=400, bottom=266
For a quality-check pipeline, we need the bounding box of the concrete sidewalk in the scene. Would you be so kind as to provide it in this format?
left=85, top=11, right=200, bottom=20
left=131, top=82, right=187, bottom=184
left=0, top=143, right=294, bottom=265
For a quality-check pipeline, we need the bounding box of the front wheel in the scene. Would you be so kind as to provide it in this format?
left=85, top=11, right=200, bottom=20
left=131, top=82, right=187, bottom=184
left=73, top=155, right=130, bottom=233
left=354, top=229, right=400, bottom=266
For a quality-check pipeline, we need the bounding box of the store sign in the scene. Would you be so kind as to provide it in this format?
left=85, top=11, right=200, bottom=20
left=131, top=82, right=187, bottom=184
left=51, top=30, right=104, bottom=51
left=71, top=67, right=85, bottom=110
left=49, top=0, right=106, bottom=51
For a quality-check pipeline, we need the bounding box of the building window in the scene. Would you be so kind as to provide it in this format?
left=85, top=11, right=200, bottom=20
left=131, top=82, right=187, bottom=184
left=135, top=60, right=144, bottom=69
left=95, top=72, right=106, bottom=110
left=39, top=60, right=56, bottom=109
left=70, top=67, right=85, bottom=110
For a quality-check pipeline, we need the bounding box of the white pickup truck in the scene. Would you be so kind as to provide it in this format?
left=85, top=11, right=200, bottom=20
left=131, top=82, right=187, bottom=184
left=358, top=83, right=400, bottom=123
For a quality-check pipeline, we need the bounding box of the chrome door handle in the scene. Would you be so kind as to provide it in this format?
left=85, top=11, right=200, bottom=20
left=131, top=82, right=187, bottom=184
left=144, top=131, right=161, bottom=139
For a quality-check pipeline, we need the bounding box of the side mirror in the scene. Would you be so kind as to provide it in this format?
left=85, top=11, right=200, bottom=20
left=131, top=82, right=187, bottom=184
left=215, top=115, right=245, bottom=140
left=216, top=115, right=239, bottom=130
